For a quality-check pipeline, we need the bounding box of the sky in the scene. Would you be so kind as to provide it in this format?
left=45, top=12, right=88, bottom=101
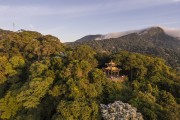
left=0, top=0, right=180, bottom=42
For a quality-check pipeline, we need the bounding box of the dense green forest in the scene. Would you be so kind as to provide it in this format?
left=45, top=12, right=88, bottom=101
left=0, top=29, right=179, bottom=120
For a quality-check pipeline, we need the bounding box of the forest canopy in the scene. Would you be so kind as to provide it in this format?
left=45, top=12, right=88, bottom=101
left=0, top=29, right=179, bottom=120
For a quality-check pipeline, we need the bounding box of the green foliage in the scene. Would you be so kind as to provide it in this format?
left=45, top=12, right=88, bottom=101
left=112, top=51, right=174, bottom=81
left=0, top=56, right=25, bottom=85
left=158, top=90, right=176, bottom=106
left=67, top=45, right=98, bottom=67
left=48, top=84, right=67, bottom=97
left=0, top=92, right=21, bottom=119
left=0, top=29, right=179, bottom=120
left=9, top=56, right=25, bottom=68
left=29, top=62, right=48, bottom=78
left=111, top=51, right=180, bottom=119
left=53, top=100, right=99, bottom=120
left=17, top=77, right=54, bottom=108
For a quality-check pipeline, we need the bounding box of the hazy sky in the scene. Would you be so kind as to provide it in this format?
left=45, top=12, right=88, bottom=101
left=0, top=0, right=180, bottom=42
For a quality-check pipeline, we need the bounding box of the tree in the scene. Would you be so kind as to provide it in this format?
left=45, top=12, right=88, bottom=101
left=17, top=77, right=54, bottom=108
left=0, top=92, right=21, bottom=119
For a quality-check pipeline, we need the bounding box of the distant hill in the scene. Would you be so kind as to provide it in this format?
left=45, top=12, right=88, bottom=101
left=76, top=34, right=102, bottom=42
left=67, top=27, right=180, bottom=69
left=76, top=26, right=180, bottom=41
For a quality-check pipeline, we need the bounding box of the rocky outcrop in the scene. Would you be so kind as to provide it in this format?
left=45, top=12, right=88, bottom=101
left=100, top=101, right=143, bottom=120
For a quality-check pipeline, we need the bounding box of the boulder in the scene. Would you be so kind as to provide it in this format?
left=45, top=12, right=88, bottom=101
left=100, top=101, right=143, bottom=120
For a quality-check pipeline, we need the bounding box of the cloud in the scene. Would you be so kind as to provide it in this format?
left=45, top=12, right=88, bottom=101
left=0, top=5, right=10, bottom=12
left=0, top=0, right=176, bottom=18
left=160, top=26, right=180, bottom=38
left=29, top=24, right=34, bottom=29
left=159, top=21, right=180, bottom=25
left=173, top=0, right=180, bottom=2
left=125, top=21, right=180, bottom=31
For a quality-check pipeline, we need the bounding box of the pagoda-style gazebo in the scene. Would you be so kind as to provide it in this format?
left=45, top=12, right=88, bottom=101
left=103, top=60, right=121, bottom=78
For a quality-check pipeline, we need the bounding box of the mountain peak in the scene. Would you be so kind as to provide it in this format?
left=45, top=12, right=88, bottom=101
left=139, top=26, right=164, bottom=36
left=76, top=34, right=101, bottom=42
left=76, top=26, right=180, bottom=42
left=147, top=26, right=164, bottom=32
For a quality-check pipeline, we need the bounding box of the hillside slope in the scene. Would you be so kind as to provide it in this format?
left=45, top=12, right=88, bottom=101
left=68, top=27, right=180, bottom=69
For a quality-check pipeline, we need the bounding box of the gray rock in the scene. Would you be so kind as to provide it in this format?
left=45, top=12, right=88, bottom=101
left=100, top=101, right=144, bottom=120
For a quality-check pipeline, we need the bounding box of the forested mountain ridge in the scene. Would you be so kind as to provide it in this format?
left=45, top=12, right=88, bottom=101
left=0, top=29, right=179, bottom=120
left=68, top=27, right=180, bottom=70
left=0, top=29, right=65, bottom=61
left=76, top=27, right=180, bottom=42
left=76, top=34, right=102, bottom=42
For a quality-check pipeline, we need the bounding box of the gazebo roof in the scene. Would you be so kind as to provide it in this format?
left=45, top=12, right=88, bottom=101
left=105, top=60, right=116, bottom=66
left=104, top=66, right=120, bottom=71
